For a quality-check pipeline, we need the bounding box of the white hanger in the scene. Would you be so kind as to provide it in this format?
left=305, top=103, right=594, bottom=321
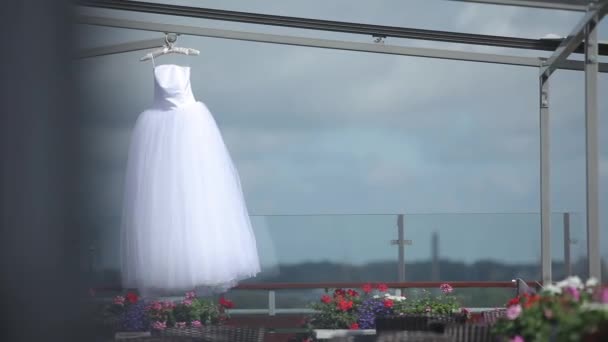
left=140, top=33, right=200, bottom=62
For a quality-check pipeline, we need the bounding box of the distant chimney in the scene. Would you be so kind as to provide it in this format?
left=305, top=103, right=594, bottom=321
left=431, top=232, right=440, bottom=281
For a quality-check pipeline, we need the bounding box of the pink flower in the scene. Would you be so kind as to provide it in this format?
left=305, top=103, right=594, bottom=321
left=183, top=299, right=193, bottom=306
left=506, top=304, right=522, bottom=320
left=362, top=283, right=373, bottom=294
left=440, top=283, right=453, bottom=294
left=162, top=301, right=175, bottom=310
left=151, top=301, right=163, bottom=311
left=191, top=320, right=202, bottom=327
left=176, top=322, right=186, bottom=328
left=185, top=291, right=196, bottom=299
left=151, top=321, right=167, bottom=331
left=425, top=306, right=431, bottom=313
left=510, top=336, right=525, bottom=342
left=600, top=288, right=608, bottom=304
left=113, top=296, right=125, bottom=306
left=566, top=286, right=580, bottom=301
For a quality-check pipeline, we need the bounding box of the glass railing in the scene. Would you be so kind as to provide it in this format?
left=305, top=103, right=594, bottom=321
left=83, top=212, right=589, bottom=309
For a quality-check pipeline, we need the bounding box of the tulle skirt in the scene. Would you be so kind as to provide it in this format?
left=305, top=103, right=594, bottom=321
left=120, top=101, right=260, bottom=297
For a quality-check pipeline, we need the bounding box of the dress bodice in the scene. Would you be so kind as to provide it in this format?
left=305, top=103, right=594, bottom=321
left=153, top=64, right=196, bottom=110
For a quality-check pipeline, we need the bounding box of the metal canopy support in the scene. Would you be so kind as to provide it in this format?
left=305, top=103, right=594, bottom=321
left=584, top=12, right=601, bottom=281
left=76, top=16, right=608, bottom=73
left=77, top=38, right=161, bottom=59
left=539, top=67, right=551, bottom=284
left=447, top=0, right=589, bottom=11
left=79, top=0, right=608, bottom=55
left=540, top=0, right=608, bottom=79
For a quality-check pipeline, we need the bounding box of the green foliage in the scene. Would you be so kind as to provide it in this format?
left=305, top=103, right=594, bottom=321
left=397, top=288, right=461, bottom=315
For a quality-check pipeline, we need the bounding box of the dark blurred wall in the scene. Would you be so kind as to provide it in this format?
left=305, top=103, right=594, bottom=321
left=1, top=1, right=86, bottom=341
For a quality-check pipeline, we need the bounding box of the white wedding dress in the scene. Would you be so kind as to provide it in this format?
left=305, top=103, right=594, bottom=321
left=120, top=64, right=260, bottom=296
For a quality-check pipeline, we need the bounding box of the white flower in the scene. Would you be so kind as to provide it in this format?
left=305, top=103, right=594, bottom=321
left=556, top=276, right=583, bottom=289
left=373, top=295, right=380, bottom=299
left=543, top=284, right=562, bottom=295
left=586, top=277, right=599, bottom=287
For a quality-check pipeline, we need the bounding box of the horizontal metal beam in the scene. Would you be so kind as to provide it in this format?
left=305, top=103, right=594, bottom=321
left=76, top=16, right=608, bottom=73
left=78, top=38, right=161, bottom=58
left=541, top=0, right=608, bottom=79
left=78, top=0, right=608, bottom=55
left=446, top=0, right=589, bottom=11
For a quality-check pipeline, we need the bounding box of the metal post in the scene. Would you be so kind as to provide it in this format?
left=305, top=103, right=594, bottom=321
left=584, top=12, right=601, bottom=280
left=539, top=67, right=552, bottom=284
left=268, top=290, right=276, bottom=316
left=563, top=213, right=571, bottom=276
left=398, top=215, right=405, bottom=282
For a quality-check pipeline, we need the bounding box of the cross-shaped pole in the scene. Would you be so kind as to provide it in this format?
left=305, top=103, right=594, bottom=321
left=391, top=214, right=412, bottom=285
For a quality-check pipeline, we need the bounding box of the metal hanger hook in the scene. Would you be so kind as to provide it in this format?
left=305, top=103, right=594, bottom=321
left=164, top=33, right=179, bottom=47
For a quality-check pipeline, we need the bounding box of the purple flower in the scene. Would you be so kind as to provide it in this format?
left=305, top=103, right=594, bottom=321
left=510, top=335, right=525, bottom=342
left=185, top=291, right=196, bottom=299
left=356, top=297, right=393, bottom=329
left=121, top=300, right=148, bottom=332
left=506, top=304, right=522, bottom=320
left=191, top=320, right=202, bottom=327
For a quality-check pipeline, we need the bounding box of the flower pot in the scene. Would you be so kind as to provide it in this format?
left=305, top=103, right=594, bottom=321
left=313, top=329, right=376, bottom=340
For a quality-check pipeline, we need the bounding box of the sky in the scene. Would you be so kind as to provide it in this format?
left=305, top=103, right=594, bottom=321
left=75, top=1, right=607, bottom=277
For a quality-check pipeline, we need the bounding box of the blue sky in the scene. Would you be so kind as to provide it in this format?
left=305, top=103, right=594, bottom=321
left=76, top=1, right=607, bottom=274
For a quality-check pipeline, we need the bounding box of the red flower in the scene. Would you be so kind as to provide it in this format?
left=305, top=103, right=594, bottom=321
left=334, top=289, right=346, bottom=297
left=347, top=289, right=359, bottom=297
left=377, top=283, right=389, bottom=292
left=337, top=300, right=354, bottom=311
left=524, top=294, right=541, bottom=308
left=321, top=295, right=332, bottom=304
left=383, top=299, right=394, bottom=308
left=507, top=296, right=520, bottom=307
left=362, top=283, right=373, bottom=294
left=126, top=292, right=139, bottom=304
left=219, top=297, right=234, bottom=309
left=350, top=323, right=360, bottom=330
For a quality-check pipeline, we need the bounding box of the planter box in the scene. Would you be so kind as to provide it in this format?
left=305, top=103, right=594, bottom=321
left=314, top=329, right=376, bottom=340
left=375, top=313, right=467, bottom=334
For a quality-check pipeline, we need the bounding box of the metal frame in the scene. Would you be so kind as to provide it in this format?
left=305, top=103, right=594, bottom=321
left=76, top=16, right=608, bottom=74
left=77, top=0, right=606, bottom=284
left=539, top=68, right=552, bottom=284
left=584, top=10, right=601, bottom=280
